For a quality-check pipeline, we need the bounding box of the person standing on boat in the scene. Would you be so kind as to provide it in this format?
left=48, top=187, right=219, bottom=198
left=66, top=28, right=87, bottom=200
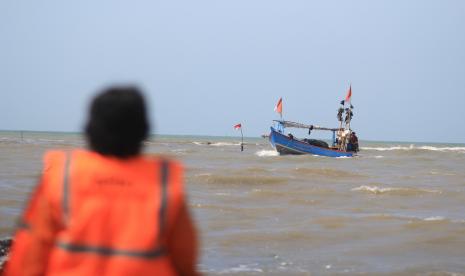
left=348, top=131, right=359, bottom=152
left=3, top=86, right=199, bottom=276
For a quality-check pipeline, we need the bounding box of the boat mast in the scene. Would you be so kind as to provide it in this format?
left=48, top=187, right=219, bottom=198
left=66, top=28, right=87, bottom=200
left=337, top=102, right=344, bottom=150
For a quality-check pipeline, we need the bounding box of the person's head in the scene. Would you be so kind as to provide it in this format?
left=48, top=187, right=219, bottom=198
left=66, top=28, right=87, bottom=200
left=85, top=86, right=149, bottom=158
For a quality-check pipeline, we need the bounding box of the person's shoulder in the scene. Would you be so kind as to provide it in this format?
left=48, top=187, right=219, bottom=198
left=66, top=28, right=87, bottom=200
left=43, top=149, right=68, bottom=165
left=44, top=148, right=89, bottom=156
left=43, top=148, right=95, bottom=168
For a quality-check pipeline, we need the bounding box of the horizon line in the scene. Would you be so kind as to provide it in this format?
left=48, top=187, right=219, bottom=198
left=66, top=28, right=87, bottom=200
left=0, top=129, right=463, bottom=145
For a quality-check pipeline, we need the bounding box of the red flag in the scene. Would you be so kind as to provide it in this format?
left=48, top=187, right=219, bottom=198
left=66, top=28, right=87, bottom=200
left=274, top=98, right=282, bottom=114
left=234, top=123, right=242, bottom=130
left=345, top=85, right=352, bottom=102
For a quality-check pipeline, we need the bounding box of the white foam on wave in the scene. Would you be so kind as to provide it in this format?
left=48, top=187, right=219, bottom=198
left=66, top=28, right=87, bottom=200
left=351, top=185, right=441, bottom=195
left=171, top=149, right=187, bottom=153
left=195, top=173, right=212, bottom=177
left=423, top=216, right=445, bottom=221
left=217, top=264, right=264, bottom=274
left=0, top=137, right=68, bottom=145
left=419, top=146, right=465, bottom=152
left=336, top=156, right=351, bottom=159
left=210, top=142, right=241, bottom=147
left=420, top=217, right=465, bottom=224
left=362, top=145, right=465, bottom=153
left=255, top=150, right=279, bottom=157
left=430, top=170, right=456, bottom=176
left=362, top=145, right=415, bottom=151
left=359, top=154, right=384, bottom=158
left=352, top=186, right=396, bottom=193
left=192, top=141, right=241, bottom=147
left=363, top=213, right=465, bottom=224
left=38, top=138, right=65, bottom=143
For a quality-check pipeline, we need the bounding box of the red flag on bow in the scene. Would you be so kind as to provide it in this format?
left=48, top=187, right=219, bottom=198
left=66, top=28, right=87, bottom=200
left=234, top=123, right=242, bottom=130
left=345, top=85, right=352, bottom=102
left=274, top=97, right=282, bottom=115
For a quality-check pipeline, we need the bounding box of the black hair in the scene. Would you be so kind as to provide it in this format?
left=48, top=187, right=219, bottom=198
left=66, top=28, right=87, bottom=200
left=85, top=86, right=149, bottom=158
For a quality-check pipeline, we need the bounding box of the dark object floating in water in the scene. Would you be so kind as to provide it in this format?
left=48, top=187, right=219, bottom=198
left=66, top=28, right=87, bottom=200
left=0, top=238, right=12, bottom=269
left=0, top=238, right=12, bottom=258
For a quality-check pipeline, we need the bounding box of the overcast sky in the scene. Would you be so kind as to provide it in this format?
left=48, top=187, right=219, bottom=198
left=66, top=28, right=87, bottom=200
left=1, top=1, right=464, bottom=143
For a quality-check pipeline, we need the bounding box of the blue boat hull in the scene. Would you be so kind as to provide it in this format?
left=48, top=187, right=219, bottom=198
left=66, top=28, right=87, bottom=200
left=269, top=127, right=354, bottom=157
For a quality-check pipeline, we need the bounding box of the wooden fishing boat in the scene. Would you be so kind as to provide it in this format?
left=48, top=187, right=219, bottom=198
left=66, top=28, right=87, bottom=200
left=269, top=88, right=359, bottom=157
left=269, top=121, right=356, bottom=157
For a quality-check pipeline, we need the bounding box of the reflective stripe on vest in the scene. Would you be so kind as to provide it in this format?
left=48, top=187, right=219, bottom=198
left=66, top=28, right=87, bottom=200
left=56, top=156, right=170, bottom=259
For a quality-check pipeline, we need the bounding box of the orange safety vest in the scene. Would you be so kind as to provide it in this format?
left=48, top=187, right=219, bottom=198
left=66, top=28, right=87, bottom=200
left=39, top=149, right=184, bottom=276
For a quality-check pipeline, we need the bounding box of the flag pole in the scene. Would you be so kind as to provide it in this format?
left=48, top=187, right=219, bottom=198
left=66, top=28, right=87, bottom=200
left=240, top=127, right=244, bottom=152
left=279, top=97, right=284, bottom=133
left=340, top=84, right=352, bottom=151
left=337, top=103, right=344, bottom=150
left=347, top=83, right=352, bottom=132
left=345, top=84, right=353, bottom=151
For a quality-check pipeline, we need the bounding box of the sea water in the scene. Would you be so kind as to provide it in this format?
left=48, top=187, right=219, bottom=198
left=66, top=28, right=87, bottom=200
left=1, top=131, right=465, bottom=275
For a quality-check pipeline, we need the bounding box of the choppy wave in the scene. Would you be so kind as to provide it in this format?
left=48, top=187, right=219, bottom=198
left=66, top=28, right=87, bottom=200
left=170, top=148, right=196, bottom=155
left=216, top=264, right=264, bottom=274
left=313, top=216, right=348, bottom=229
left=329, top=214, right=465, bottom=230
left=193, top=174, right=287, bottom=185
left=295, top=167, right=366, bottom=178
left=362, top=145, right=465, bottom=153
left=429, top=170, right=456, bottom=176
left=246, top=167, right=272, bottom=173
left=0, top=137, right=78, bottom=146
left=192, top=141, right=242, bottom=146
left=255, top=150, right=279, bottom=157
left=404, top=217, right=452, bottom=230
left=392, top=268, right=465, bottom=276
left=352, top=185, right=441, bottom=196
left=423, top=216, right=446, bottom=221
left=362, top=214, right=465, bottom=224
left=202, top=259, right=309, bottom=275
left=212, top=142, right=241, bottom=147
left=194, top=173, right=212, bottom=177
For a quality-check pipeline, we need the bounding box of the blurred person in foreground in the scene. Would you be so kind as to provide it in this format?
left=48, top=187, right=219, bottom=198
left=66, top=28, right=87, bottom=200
left=3, top=86, right=199, bottom=276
